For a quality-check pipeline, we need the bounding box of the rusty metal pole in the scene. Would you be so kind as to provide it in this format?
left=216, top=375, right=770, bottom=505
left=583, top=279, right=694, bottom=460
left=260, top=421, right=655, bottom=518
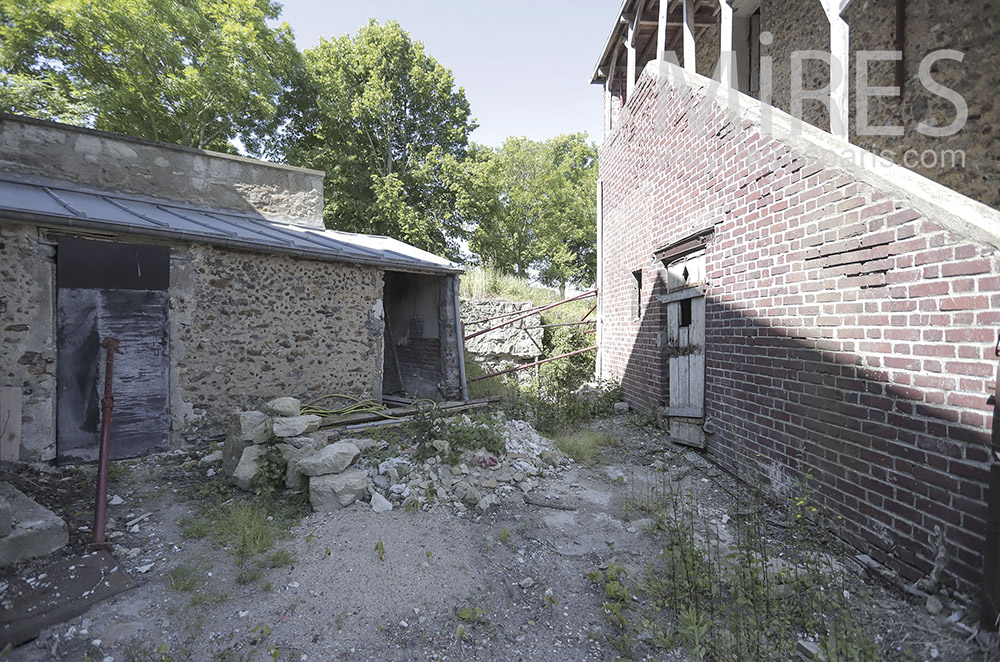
left=982, top=333, right=1000, bottom=637
left=92, top=337, right=119, bottom=550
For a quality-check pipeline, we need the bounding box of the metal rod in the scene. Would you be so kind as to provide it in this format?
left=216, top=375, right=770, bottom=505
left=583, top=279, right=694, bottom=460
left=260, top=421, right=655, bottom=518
left=93, top=337, right=119, bottom=549
left=580, top=302, right=597, bottom=322
left=463, top=288, right=597, bottom=328
left=524, top=320, right=597, bottom=330
left=464, top=289, right=597, bottom=341
left=468, top=346, right=597, bottom=383
left=895, top=0, right=905, bottom=100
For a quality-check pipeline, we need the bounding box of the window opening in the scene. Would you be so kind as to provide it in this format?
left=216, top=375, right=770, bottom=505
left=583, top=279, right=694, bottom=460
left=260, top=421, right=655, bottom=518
left=632, top=269, right=642, bottom=318
left=679, top=297, right=692, bottom=327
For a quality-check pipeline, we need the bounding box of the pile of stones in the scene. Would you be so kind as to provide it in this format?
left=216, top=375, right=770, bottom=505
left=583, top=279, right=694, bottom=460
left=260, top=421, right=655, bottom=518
left=217, top=397, right=569, bottom=514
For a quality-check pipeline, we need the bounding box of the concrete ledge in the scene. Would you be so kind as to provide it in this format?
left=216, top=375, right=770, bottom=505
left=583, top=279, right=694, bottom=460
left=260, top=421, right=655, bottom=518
left=0, top=482, right=68, bottom=567
left=641, top=60, right=1000, bottom=252
left=0, top=113, right=324, bottom=228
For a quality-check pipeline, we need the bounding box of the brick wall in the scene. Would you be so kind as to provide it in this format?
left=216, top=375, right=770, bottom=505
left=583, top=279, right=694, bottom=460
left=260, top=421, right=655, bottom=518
left=598, top=64, right=998, bottom=591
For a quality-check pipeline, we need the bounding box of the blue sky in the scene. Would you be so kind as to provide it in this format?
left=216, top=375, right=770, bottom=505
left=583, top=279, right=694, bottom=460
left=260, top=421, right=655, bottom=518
left=276, top=0, right=614, bottom=147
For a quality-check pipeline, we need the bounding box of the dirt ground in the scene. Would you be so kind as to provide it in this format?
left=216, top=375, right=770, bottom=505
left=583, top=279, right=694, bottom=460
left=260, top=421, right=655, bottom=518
left=2, top=414, right=997, bottom=661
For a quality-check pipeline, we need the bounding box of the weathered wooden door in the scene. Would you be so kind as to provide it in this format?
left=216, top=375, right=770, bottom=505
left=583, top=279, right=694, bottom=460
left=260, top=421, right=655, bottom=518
left=665, top=294, right=706, bottom=448
left=56, top=237, right=170, bottom=463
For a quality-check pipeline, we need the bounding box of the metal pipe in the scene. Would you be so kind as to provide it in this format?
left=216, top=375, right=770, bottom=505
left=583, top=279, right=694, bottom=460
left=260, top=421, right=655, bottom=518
left=468, top=346, right=597, bottom=383
left=92, top=336, right=119, bottom=549
left=464, top=289, right=597, bottom=341
left=524, top=320, right=597, bottom=330
left=580, top=302, right=597, bottom=322
left=452, top=275, right=469, bottom=401
left=464, top=289, right=597, bottom=328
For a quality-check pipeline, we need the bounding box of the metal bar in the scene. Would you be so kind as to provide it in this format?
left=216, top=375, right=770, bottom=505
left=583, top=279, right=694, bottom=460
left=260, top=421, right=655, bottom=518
left=895, top=0, right=905, bottom=100
left=524, top=320, right=597, bottom=330
left=468, top=346, right=597, bottom=383
left=580, top=303, right=597, bottom=322
left=584, top=328, right=597, bottom=334
left=464, top=289, right=597, bottom=341
left=464, top=288, right=597, bottom=327
left=92, top=337, right=119, bottom=550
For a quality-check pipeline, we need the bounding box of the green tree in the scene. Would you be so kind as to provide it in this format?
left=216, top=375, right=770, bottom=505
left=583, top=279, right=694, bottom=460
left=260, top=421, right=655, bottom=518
left=281, top=20, right=476, bottom=258
left=466, top=134, right=598, bottom=292
left=0, top=0, right=300, bottom=153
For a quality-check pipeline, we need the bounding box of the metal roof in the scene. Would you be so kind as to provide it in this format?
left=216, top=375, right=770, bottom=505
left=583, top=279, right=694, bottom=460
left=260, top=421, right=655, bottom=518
left=0, top=173, right=462, bottom=275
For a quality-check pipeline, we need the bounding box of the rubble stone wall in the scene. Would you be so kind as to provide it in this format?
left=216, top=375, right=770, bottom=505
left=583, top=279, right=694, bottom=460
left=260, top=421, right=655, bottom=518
left=758, top=0, right=999, bottom=210
left=598, top=62, right=998, bottom=591
left=169, top=243, right=384, bottom=442
left=0, top=222, right=57, bottom=461
left=0, top=113, right=324, bottom=226
left=460, top=299, right=543, bottom=375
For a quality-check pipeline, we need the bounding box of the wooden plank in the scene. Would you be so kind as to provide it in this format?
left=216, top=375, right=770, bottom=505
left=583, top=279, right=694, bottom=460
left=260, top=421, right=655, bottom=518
left=0, top=387, right=21, bottom=462
left=679, top=325, right=691, bottom=406
left=690, top=296, right=706, bottom=414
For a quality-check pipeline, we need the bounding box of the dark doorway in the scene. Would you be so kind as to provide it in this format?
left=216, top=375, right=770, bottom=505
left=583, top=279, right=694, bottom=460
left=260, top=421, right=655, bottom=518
left=382, top=271, right=443, bottom=399
left=56, top=237, right=170, bottom=463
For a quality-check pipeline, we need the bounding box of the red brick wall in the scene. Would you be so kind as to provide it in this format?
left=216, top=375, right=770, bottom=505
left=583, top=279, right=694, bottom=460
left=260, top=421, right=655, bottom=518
left=598, top=67, right=998, bottom=591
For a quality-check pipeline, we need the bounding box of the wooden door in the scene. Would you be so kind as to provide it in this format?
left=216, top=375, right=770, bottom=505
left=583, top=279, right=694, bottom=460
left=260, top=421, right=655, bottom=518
left=665, top=294, right=706, bottom=448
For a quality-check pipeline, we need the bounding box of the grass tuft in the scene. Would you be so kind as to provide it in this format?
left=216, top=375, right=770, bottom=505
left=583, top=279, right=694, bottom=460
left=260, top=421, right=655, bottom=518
left=554, top=429, right=614, bottom=463
left=166, top=564, right=201, bottom=593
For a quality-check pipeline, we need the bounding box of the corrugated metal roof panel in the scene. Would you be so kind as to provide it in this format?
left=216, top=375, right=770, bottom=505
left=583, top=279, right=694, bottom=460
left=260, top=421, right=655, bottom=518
left=0, top=173, right=462, bottom=274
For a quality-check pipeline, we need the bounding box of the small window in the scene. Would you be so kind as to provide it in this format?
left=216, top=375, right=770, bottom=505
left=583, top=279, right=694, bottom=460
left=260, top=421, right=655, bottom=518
left=679, top=298, right=692, bottom=327
left=631, top=269, right=642, bottom=319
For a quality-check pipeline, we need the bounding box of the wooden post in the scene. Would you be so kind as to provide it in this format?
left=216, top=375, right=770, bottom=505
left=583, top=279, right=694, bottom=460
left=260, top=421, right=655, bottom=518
left=656, top=0, right=668, bottom=62
left=821, top=0, right=850, bottom=139
left=0, top=387, right=21, bottom=462
left=719, top=0, right=735, bottom=87
left=683, top=0, right=696, bottom=72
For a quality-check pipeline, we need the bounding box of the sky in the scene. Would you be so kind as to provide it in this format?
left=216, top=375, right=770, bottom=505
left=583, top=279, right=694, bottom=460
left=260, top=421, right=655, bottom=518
left=276, top=0, right=615, bottom=147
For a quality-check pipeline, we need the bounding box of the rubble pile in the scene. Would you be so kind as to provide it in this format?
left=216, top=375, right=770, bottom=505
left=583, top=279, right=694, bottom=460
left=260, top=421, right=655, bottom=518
left=218, top=398, right=568, bottom=515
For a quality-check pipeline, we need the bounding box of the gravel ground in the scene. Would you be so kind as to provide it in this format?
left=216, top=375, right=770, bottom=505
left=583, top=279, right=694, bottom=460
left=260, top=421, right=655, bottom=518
left=2, top=414, right=995, bottom=661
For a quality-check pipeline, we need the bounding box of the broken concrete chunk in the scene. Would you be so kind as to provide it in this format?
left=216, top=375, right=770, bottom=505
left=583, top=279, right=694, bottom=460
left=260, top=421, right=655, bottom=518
left=613, top=401, right=629, bottom=413
left=309, top=469, right=369, bottom=510
left=272, top=415, right=322, bottom=438
left=370, top=492, right=393, bottom=513
left=264, top=397, right=301, bottom=417
left=282, top=435, right=319, bottom=450
left=539, top=450, right=560, bottom=467
left=198, top=451, right=223, bottom=467
left=0, top=483, right=68, bottom=566
left=229, top=411, right=271, bottom=444
left=279, top=444, right=317, bottom=491
left=296, top=441, right=360, bottom=476
left=431, top=439, right=450, bottom=456
left=232, top=445, right=267, bottom=491
left=344, top=437, right=379, bottom=453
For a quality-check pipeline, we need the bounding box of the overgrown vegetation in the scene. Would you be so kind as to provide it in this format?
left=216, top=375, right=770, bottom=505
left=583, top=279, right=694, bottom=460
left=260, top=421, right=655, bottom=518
left=554, top=429, right=614, bottom=464
left=592, top=476, right=907, bottom=661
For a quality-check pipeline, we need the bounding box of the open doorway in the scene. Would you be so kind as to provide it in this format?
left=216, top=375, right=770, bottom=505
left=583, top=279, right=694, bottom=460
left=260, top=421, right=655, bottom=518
left=382, top=271, right=447, bottom=399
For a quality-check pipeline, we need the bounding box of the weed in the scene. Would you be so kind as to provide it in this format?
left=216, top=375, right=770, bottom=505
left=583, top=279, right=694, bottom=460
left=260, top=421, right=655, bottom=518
left=251, top=444, right=286, bottom=498
left=375, top=539, right=386, bottom=561
left=190, top=591, right=228, bottom=606
left=262, top=548, right=295, bottom=568
left=457, top=605, right=484, bottom=623
left=166, top=564, right=201, bottom=593
left=554, top=429, right=613, bottom=463
left=500, top=528, right=510, bottom=544
left=178, top=515, right=211, bottom=539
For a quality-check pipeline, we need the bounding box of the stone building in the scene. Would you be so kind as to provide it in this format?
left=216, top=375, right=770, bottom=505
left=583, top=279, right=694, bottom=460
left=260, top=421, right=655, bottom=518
left=591, top=0, right=999, bottom=597
left=0, top=114, right=465, bottom=464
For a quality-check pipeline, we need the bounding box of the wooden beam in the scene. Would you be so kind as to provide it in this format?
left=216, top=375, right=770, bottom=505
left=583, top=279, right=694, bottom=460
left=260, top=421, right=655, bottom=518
left=719, top=0, right=735, bottom=86
left=657, top=0, right=668, bottom=61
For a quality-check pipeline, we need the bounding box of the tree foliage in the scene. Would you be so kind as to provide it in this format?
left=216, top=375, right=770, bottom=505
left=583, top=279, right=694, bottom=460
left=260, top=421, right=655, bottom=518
left=0, top=0, right=300, bottom=153
left=280, top=20, right=476, bottom=258
left=464, top=134, right=598, bottom=291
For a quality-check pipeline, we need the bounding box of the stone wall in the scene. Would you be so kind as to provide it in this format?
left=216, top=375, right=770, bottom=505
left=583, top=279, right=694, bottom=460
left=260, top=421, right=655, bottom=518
left=169, top=243, right=384, bottom=441
left=756, top=0, right=999, bottom=210
left=0, top=223, right=56, bottom=461
left=598, top=61, right=999, bottom=591
left=460, top=300, right=543, bottom=376
left=0, top=114, right=324, bottom=226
